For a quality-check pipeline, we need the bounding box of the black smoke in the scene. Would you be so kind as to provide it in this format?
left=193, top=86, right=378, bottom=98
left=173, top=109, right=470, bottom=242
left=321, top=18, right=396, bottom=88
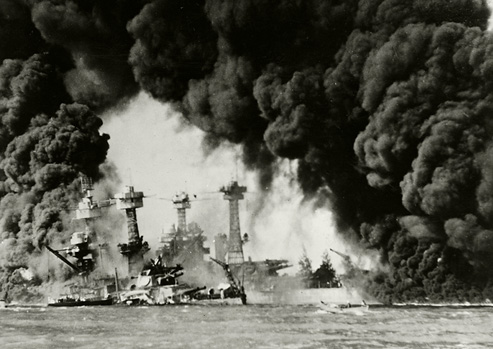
left=2, top=0, right=493, bottom=303
left=127, top=0, right=493, bottom=303
left=0, top=1, right=116, bottom=301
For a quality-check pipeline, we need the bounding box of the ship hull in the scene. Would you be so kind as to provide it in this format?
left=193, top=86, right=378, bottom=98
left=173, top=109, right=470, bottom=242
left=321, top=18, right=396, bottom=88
left=246, top=287, right=368, bottom=305
left=192, top=297, right=246, bottom=306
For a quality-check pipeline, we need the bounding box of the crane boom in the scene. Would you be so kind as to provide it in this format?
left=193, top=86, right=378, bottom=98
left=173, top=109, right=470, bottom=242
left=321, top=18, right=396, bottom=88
left=210, top=257, right=247, bottom=304
left=46, top=245, right=81, bottom=273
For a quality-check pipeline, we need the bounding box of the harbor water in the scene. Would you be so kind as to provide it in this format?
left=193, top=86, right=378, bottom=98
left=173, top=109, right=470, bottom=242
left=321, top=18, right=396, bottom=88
left=1, top=304, right=492, bottom=349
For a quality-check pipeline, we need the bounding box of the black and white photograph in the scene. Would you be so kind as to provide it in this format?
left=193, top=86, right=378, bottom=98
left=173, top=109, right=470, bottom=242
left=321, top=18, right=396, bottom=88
left=1, top=1, right=493, bottom=348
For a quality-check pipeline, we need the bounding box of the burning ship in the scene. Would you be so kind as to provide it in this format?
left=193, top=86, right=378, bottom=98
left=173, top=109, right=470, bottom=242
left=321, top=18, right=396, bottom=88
left=155, top=189, right=247, bottom=304
left=46, top=178, right=207, bottom=306
left=209, top=180, right=366, bottom=305
left=151, top=179, right=364, bottom=305
left=211, top=181, right=291, bottom=298
left=153, top=179, right=343, bottom=304
left=46, top=177, right=116, bottom=306
left=46, top=177, right=248, bottom=306
left=46, top=175, right=363, bottom=307
left=111, top=184, right=206, bottom=305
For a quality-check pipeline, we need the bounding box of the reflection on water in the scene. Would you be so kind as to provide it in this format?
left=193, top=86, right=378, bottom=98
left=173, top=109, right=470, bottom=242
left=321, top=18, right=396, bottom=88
left=1, top=304, right=492, bottom=349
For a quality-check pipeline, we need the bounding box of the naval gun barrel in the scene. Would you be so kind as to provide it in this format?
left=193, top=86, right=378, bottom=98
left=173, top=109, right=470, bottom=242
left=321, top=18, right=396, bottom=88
left=264, top=259, right=292, bottom=271
left=329, top=248, right=351, bottom=263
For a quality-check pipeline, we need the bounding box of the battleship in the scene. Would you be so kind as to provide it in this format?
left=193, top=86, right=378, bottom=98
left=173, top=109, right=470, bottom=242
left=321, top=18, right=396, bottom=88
left=46, top=177, right=118, bottom=306
left=154, top=181, right=296, bottom=304
left=45, top=176, right=362, bottom=307
left=45, top=178, right=198, bottom=306
left=205, top=180, right=367, bottom=305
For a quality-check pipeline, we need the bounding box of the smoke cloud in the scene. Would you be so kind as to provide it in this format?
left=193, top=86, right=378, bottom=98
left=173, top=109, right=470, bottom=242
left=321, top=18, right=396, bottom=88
left=2, top=0, right=493, bottom=303
left=0, top=2, right=112, bottom=301
left=125, top=0, right=493, bottom=302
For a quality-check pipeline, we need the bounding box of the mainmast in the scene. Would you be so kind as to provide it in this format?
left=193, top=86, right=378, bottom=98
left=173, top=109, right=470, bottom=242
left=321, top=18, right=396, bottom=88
left=172, top=192, right=191, bottom=233
left=115, top=186, right=149, bottom=276
left=220, top=181, right=246, bottom=265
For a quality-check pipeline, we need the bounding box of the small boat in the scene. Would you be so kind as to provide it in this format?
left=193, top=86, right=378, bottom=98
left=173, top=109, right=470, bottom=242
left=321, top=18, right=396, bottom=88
left=48, top=296, right=114, bottom=307
left=46, top=278, right=118, bottom=307
left=319, top=300, right=369, bottom=314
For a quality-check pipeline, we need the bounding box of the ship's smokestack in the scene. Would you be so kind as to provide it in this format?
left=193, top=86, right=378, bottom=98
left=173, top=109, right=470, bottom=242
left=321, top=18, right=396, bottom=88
left=220, top=181, right=247, bottom=265
left=115, top=186, right=149, bottom=276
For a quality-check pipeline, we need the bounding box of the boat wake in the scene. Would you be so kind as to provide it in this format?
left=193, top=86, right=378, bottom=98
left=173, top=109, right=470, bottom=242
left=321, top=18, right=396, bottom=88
left=318, top=301, right=369, bottom=315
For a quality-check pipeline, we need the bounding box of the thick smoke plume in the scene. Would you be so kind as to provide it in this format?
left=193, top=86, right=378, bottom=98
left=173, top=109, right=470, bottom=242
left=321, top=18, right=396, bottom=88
left=0, top=1, right=112, bottom=301
left=126, top=0, right=493, bottom=302
left=2, top=0, right=493, bottom=303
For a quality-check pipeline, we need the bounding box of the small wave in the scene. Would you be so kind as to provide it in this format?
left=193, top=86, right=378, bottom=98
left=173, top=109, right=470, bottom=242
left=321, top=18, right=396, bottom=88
left=389, top=303, right=493, bottom=309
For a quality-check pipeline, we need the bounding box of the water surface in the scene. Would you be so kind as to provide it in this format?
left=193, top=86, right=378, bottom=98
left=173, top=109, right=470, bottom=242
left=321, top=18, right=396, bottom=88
left=1, top=304, right=492, bottom=348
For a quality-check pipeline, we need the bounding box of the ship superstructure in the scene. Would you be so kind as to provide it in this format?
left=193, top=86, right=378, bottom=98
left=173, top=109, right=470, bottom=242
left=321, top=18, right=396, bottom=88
left=46, top=176, right=106, bottom=276
left=157, top=192, right=210, bottom=268
left=70, top=176, right=105, bottom=273
left=46, top=176, right=118, bottom=305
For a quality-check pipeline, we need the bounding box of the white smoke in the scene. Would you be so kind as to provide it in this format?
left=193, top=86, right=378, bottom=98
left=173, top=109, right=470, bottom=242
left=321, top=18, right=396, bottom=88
left=100, top=92, right=240, bottom=249
left=242, top=161, right=347, bottom=273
